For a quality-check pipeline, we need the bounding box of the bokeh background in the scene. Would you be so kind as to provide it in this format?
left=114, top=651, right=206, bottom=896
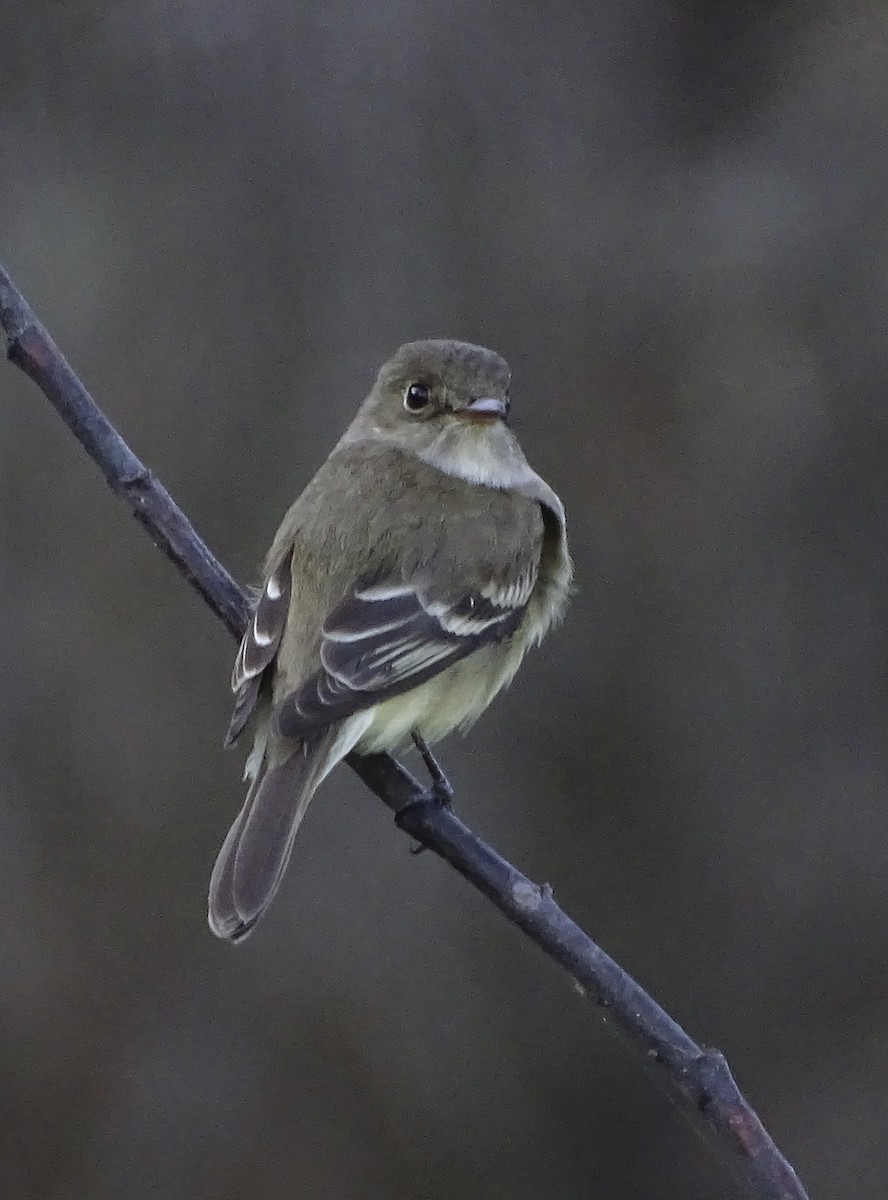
left=2, top=3, right=887, bottom=1197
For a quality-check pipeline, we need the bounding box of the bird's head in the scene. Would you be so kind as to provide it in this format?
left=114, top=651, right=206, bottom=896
left=345, top=340, right=525, bottom=486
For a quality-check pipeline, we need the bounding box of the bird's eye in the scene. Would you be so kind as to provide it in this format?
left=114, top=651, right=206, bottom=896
left=403, top=382, right=431, bottom=413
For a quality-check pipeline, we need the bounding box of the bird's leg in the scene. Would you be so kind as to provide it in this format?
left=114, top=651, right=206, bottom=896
left=410, top=730, right=454, bottom=807
left=394, top=731, right=454, bottom=854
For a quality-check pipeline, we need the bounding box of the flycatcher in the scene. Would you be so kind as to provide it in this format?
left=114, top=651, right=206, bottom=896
left=209, top=339, right=572, bottom=941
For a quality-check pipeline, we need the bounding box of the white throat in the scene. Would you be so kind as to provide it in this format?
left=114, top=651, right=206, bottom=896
left=417, top=421, right=538, bottom=490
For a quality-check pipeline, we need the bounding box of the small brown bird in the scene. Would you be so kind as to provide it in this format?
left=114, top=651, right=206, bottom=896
left=209, top=339, right=572, bottom=941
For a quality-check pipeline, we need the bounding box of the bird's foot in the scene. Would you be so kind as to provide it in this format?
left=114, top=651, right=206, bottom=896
left=395, top=732, right=455, bottom=853
left=410, top=730, right=454, bottom=807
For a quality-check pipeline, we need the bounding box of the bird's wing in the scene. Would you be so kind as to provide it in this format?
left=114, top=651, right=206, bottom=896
left=225, top=556, right=292, bottom=747
left=275, top=570, right=537, bottom=737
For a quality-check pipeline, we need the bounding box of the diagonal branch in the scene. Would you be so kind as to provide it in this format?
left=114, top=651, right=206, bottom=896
left=0, top=261, right=810, bottom=1200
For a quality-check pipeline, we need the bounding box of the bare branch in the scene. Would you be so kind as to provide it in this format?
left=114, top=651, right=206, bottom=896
left=0, top=261, right=810, bottom=1200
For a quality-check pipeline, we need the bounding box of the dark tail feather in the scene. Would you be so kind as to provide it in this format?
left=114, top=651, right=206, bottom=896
left=207, top=754, right=267, bottom=942
left=208, top=735, right=333, bottom=942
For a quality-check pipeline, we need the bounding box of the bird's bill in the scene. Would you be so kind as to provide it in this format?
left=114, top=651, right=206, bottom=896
left=462, top=396, right=509, bottom=420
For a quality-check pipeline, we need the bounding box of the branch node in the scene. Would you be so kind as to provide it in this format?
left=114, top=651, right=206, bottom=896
left=693, top=1047, right=734, bottom=1092
left=118, top=465, right=153, bottom=488
left=510, top=878, right=546, bottom=912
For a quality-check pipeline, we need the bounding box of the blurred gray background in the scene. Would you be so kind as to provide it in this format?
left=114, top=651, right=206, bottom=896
left=2, top=2, right=887, bottom=1197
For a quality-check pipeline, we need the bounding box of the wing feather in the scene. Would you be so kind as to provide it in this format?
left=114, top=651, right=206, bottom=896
left=275, top=569, right=535, bottom=737
left=225, top=557, right=292, bottom=747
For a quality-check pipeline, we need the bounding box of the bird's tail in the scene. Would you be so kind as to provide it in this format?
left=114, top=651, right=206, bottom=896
left=208, top=726, right=344, bottom=942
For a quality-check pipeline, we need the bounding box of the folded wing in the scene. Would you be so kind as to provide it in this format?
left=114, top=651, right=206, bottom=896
left=225, top=556, right=292, bottom=747
left=276, top=572, right=536, bottom=737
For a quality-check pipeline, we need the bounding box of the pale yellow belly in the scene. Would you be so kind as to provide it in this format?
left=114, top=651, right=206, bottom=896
left=354, top=634, right=531, bottom=754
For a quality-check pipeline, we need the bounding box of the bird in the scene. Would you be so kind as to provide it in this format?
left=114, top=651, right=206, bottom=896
left=208, top=339, right=572, bottom=941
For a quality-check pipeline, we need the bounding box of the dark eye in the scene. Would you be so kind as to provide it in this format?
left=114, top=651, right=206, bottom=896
left=403, top=382, right=431, bottom=413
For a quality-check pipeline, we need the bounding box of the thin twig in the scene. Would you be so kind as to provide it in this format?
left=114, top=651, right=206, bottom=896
left=0, top=261, right=810, bottom=1200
